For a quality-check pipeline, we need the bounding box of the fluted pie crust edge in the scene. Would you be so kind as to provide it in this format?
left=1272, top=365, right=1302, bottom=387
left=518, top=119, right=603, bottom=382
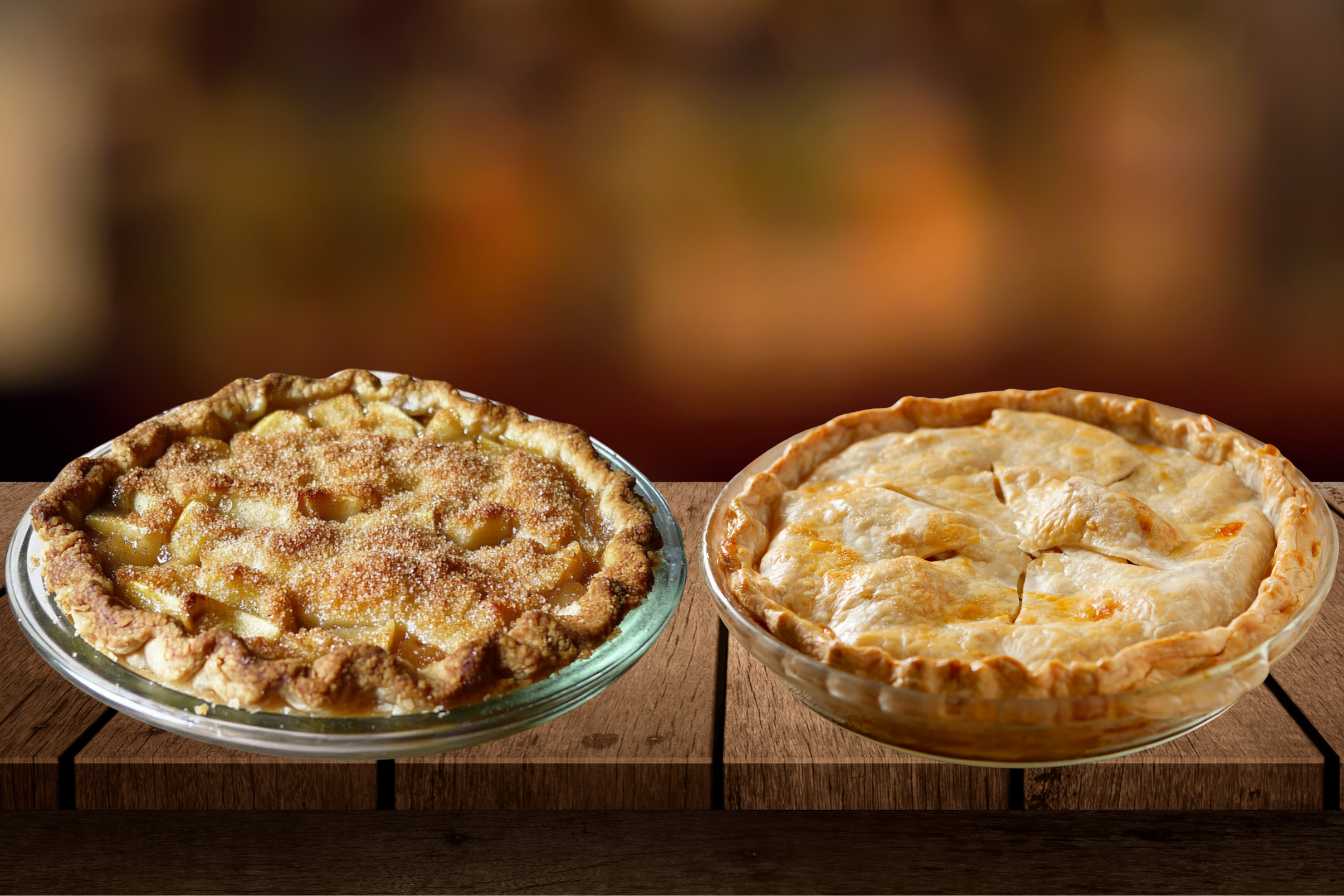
left=718, top=388, right=1329, bottom=699
left=31, top=370, right=656, bottom=714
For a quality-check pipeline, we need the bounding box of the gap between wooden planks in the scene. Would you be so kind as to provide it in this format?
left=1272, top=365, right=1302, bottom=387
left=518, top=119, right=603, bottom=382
left=1270, top=504, right=1344, bottom=808
left=1, top=482, right=1341, bottom=810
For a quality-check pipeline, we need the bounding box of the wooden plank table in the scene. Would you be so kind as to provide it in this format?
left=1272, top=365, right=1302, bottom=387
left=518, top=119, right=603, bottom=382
left=0, top=482, right=1340, bottom=811
left=74, top=715, right=380, bottom=810
left=1320, top=483, right=1344, bottom=516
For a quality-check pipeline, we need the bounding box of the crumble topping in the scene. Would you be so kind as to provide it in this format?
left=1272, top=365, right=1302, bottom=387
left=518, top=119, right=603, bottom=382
left=33, top=372, right=656, bottom=715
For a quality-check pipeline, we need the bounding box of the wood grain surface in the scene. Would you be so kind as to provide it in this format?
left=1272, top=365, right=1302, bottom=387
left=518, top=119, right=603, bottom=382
left=0, top=482, right=109, bottom=809
left=1319, top=482, right=1344, bottom=516
left=1024, top=686, right=1323, bottom=809
left=3, top=811, right=1343, bottom=894
left=1269, top=504, right=1344, bottom=806
left=74, top=714, right=378, bottom=809
left=724, top=638, right=1010, bottom=809
left=396, top=482, right=720, bottom=809
left=0, top=482, right=43, bottom=591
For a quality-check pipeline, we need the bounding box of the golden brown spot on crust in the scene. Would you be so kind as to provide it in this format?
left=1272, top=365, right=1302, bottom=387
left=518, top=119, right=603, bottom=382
left=1019, top=592, right=1122, bottom=624
left=1088, top=598, right=1120, bottom=621
left=952, top=602, right=990, bottom=621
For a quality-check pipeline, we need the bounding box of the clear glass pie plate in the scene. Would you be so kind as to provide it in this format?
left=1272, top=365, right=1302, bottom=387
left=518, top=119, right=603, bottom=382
left=6, top=378, right=687, bottom=759
left=703, top=395, right=1338, bottom=767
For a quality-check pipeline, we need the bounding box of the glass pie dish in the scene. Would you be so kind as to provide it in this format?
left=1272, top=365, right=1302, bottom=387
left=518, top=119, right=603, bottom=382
left=6, top=377, right=687, bottom=759
left=703, top=397, right=1337, bottom=767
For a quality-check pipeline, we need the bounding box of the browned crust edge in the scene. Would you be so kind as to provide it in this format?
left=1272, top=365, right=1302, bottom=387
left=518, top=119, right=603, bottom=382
left=31, top=369, right=657, bottom=714
left=718, top=388, right=1329, bottom=699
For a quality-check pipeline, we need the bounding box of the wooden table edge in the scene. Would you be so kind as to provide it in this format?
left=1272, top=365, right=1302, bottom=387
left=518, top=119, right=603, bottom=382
left=1, top=810, right=1342, bottom=894
left=3, top=481, right=1342, bottom=812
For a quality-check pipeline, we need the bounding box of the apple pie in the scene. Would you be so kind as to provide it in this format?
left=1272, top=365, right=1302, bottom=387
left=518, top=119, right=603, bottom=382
left=33, top=371, right=656, bottom=714
left=720, top=389, right=1328, bottom=697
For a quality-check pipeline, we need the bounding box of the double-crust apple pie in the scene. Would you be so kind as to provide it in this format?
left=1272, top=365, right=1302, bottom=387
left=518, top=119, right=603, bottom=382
left=33, top=371, right=656, bottom=714
left=720, top=389, right=1328, bottom=698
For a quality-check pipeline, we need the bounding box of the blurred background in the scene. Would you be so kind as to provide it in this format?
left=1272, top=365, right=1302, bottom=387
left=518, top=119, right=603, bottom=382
left=2, top=0, right=1341, bottom=482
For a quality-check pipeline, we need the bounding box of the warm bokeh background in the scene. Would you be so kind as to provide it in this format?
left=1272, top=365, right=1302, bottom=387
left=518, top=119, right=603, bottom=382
left=2, top=1, right=1342, bottom=481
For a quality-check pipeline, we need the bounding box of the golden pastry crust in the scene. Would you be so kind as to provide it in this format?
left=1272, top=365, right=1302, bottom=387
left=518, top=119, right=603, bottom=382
left=719, top=388, right=1328, bottom=698
left=32, top=370, right=656, bottom=714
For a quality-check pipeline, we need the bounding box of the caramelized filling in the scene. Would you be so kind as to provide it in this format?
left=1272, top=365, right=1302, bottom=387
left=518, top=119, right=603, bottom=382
left=90, top=396, right=604, bottom=668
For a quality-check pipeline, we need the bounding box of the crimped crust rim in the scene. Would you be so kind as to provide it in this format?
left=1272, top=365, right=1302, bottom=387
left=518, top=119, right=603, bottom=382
left=718, top=387, right=1330, bottom=699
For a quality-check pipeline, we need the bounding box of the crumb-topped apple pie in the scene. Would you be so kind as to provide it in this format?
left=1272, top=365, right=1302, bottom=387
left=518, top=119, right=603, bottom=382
left=33, top=371, right=656, bottom=714
left=720, top=389, right=1328, bottom=697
